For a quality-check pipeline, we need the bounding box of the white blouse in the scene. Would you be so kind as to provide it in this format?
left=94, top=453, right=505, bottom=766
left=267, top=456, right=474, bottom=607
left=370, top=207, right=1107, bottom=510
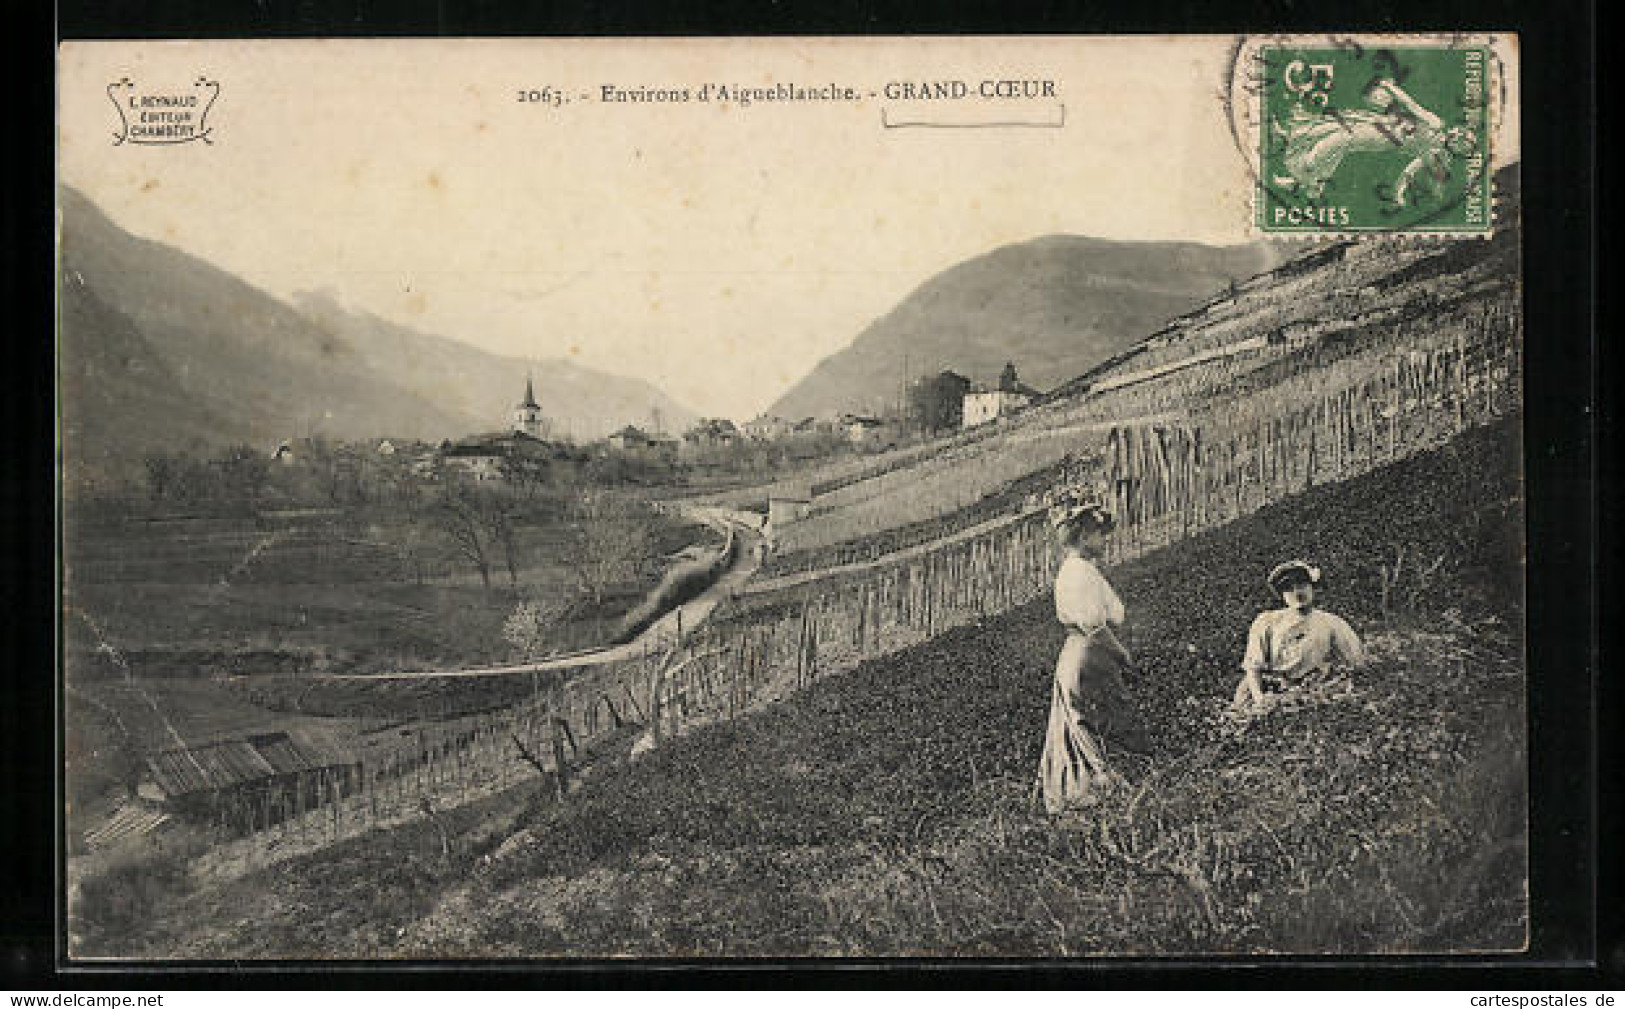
left=1241, top=607, right=1366, bottom=678
left=1054, top=553, right=1125, bottom=633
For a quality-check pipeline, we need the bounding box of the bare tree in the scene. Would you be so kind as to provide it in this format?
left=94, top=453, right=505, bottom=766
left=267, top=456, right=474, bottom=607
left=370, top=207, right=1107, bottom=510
left=361, top=461, right=436, bottom=584
left=499, top=451, right=552, bottom=502
left=307, top=436, right=352, bottom=505
left=479, top=493, right=522, bottom=586
left=431, top=482, right=493, bottom=588
left=909, top=371, right=971, bottom=432
left=569, top=491, right=652, bottom=607
left=142, top=452, right=177, bottom=502
left=380, top=460, right=425, bottom=515
left=217, top=444, right=272, bottom=507
left=391, top=513, right=436, bottom=586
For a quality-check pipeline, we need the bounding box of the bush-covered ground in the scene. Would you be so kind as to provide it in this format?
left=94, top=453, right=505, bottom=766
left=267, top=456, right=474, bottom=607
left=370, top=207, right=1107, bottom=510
left=85, top=419, right=1526, bottom=958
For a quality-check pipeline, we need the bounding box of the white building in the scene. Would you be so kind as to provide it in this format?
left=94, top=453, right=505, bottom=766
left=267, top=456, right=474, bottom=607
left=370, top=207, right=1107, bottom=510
left=744, top=415, right=794, bottom=441
left=962, top=388, right=1033, bottom=427
left=962, top=363, right=1041, bottom=428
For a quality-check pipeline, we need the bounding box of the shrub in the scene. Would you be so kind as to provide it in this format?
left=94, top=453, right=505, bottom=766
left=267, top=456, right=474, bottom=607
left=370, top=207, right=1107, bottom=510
left=71, top=830, right=212, bottom=952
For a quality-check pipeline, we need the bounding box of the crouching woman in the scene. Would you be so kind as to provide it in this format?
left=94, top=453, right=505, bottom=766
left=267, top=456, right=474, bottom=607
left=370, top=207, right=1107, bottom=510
left=1037, top=501, right=1140, bottom=814
left=1231, top=559, right=1367, bottom=714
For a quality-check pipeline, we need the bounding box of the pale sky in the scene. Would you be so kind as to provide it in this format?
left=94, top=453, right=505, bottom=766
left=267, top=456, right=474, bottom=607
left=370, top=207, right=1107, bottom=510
left=57, top=36, right=1519, bottom=421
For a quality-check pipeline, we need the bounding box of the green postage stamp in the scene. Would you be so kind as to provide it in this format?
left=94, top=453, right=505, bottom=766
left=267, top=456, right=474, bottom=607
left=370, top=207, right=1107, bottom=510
left=1253, top=41, right=1496, bottom=235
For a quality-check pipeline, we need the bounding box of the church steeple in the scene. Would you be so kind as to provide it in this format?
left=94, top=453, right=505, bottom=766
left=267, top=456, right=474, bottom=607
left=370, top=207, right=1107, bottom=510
left=513, top=373, right=543, bottom=437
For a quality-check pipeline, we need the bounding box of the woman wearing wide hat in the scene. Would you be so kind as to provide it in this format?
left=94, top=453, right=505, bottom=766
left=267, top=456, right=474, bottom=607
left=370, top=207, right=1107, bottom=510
left=1037, top=496, right=1145, bottom=814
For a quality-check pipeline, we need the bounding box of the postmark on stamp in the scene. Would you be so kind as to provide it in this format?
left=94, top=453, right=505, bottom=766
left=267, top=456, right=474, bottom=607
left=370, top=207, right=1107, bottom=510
left=1250, top=42, right=1495, bottom=235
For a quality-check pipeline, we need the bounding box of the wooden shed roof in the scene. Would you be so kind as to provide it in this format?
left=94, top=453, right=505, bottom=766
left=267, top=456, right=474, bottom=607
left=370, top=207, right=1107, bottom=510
left=144, top=727, right=361, bottom=799
left=145, top=740, right=277, bottom=798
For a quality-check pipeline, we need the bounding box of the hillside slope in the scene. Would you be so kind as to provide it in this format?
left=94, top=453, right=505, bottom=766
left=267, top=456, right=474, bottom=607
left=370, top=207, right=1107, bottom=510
left=755, top=167, right=1520, bottom=556
left=57, top=188, right=697, bottom=483
left=58, top=188, right=472, bottom=475
left=767, top=236, right=1278, bottom=419
left=89, top=420, right=1526, bottom=957
left=57, top=274, right=258, bottom=479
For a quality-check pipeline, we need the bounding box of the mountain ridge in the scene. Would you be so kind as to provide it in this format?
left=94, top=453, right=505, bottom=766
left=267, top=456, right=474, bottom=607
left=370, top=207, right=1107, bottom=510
left=57, top=187, right=699, bottom=485
left=766, top=235, right=1280, bottom=420
left=289, top=289, right=700, bottom=440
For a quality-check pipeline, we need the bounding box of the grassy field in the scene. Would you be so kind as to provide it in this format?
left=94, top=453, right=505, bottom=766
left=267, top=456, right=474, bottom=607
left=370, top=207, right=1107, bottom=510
left=64, top=500, right=711, bottom=670
left=80, top=419, right=1526, bottom=957
left=62, top=498, right=712, bottom=834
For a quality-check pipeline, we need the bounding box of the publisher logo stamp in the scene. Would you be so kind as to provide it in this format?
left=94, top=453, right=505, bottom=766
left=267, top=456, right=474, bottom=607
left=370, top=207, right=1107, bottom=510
left=1255, top=44, right=1492, bottom=235
left=107, top=75, right=220, bottom=146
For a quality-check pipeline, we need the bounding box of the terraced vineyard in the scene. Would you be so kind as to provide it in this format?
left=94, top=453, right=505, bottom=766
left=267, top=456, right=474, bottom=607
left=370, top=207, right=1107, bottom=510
left=757, top=459, right=1069, bottom=579
left=84, top=419, right=1526, bottom=957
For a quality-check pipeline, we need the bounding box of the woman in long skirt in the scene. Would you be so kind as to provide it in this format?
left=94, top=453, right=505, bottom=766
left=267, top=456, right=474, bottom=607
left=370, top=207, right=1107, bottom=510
left=1038, top=502, right=1135, bottom=814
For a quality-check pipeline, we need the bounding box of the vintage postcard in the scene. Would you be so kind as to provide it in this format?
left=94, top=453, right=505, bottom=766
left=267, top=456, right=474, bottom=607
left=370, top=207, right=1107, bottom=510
left=57, top=35, right=1525, bottom=959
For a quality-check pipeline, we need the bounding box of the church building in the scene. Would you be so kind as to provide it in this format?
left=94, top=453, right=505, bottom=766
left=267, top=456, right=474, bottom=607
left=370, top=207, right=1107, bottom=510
left=438, top=375, right=560, bottom=481
left=514, top=374, right=544, bottom=438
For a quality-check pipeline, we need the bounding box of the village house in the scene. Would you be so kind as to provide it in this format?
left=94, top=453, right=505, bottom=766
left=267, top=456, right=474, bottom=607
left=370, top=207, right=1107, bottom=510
left=840, top=414, right=887, bottom=445
left=682, top=418, right=743, bottom=455
left=743, top=415, right=795, bottom=441
left=648, top=432, right=680, bottom=462
left=440, top=431, right=545, bottom=480
left=962, top=362, right=1043, bottom=428
left=607, top=425, right=680, bottom=463
left=606, top=425, right=648, bottom=452
left=409, top=452, right=440, bottom=478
